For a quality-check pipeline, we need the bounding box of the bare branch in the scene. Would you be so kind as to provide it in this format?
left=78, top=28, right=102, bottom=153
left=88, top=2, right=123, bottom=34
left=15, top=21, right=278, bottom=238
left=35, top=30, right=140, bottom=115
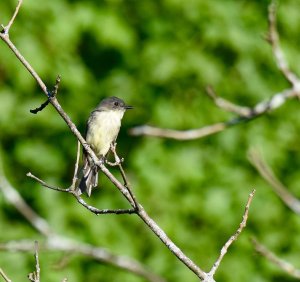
left=27, top=170, right=208, bottom=280
left=129, top=123, right=227, bottom=140
left=206, top=85, right=252, bottom=117
left=130, top=2, right=300, bottom=141
left=0, top=163, right=54, bottom=237
left=0, top=240, right=166, bottom=282
left=0, top=167, right=164, bottom=282
left=267, top=1, right=300, bottom=86
left=252, top=238, right=300, bottom=279
left=208, top=189, right=256, bottom=278
left=28, top=241, right=41, bottom=282
left=129, top=87, right=299, bottom=140
left=73, top=193, right=136, bottom=215
left=26, top=171, right=136, bottom=215
left=0, top=0, right=23, bottom=35
left=0, top=268, right=12, bottom=282
left=109, top=142, right=139, bottom=209
left=248, top=148, right=300, bottom=215
left=29, top=99, right=50, bottom=114
left=30, top=75, right=61, bottom=114
left=52, top=75, right=61, bottom=97
left=70, top=140, right=81, bottom=190
left=26, top=172, right=71, bottom=193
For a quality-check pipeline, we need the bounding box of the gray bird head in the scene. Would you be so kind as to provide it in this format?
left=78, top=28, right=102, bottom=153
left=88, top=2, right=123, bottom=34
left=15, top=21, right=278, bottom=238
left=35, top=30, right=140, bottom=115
left=96, top=96, right=133, bottom=112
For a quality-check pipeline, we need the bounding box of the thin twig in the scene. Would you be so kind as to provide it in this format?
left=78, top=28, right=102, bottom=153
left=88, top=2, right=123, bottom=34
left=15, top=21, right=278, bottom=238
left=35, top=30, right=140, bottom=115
left=129, top=123, right=227, bottom=140
left=29, top=99, right=50, bottom=114
left=0, top=0, right=23, bottom=35
left=207, top=190, right=255, bottom=278
left=267, top=1, right=299, bottom=86
left=52, top=75, right=61, bottom=97
left=109, top=143, right=139, bottom=210
left=0, top=268, right=12, bottom=282
left=30, top=75, right=61, bottom=114
left=26, top=172, right=71, bottom=193
left=206, top=85, right=252, bottom=117
left=27, top=170, right=136, bottom=215
left=34, top=241, right=40, bottom=282
left=70, top=140, right=81, bottom=189
left=28, top=241, right=40, bottom=282
left=74, top=194, right=136, bottom=215
left=248, top=148, right=300, bottom=215
left=252, top=238, right=300, bottom=279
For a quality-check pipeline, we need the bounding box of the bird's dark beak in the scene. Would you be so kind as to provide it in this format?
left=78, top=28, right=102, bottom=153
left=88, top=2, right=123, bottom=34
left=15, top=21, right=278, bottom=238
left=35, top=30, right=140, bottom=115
left=124, top=105, right=133, bottom=110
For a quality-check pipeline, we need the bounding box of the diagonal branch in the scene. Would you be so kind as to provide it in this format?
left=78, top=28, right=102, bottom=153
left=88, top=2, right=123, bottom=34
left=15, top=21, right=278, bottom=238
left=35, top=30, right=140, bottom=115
left=0, top=268, right=12, bottom=282
left=109, top=142, right=139, bottom=209
left=266, top=1, right=299, bottom=86
left=248, top=148, right=300, bottom=215
left=70, top=140, right=81, bottom=190
left=252, top=238, right=300, bottom=279
left=0, top=157, right=54, bottom=237
left=208, top=190, right=255, bottom=278
left=206, top=85, right=252, bottom=117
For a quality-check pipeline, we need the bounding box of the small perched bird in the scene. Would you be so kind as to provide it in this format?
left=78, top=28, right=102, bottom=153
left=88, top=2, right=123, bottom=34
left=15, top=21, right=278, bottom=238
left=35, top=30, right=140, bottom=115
left=76, top=96, right=133, bottom=196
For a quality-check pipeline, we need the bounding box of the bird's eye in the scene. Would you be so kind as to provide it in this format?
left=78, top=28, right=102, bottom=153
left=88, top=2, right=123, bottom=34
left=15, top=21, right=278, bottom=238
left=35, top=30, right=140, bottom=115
left=114, top=101, right=119, bottom=106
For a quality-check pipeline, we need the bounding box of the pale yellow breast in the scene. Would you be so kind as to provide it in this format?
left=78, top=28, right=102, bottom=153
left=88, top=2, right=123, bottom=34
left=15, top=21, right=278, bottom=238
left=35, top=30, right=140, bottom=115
left=86, top=110, right=124, bottom=157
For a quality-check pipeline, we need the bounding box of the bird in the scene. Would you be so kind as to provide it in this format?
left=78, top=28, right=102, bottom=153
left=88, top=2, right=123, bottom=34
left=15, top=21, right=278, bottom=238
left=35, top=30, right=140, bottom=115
left=76, top=96, right=133, bottom=196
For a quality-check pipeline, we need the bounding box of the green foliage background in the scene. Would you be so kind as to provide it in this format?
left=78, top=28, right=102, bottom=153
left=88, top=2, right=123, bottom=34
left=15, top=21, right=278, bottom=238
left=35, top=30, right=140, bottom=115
left=1, top=0, right=300, bottom=281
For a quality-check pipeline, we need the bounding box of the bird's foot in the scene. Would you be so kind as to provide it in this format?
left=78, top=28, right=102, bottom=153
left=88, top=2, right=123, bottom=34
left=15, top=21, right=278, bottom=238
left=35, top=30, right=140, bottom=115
left=95, top=156, right=105, bottom=167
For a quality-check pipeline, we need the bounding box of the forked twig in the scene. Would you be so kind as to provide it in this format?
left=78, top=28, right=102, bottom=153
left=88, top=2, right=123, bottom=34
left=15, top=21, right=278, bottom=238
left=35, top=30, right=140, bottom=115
left=26, top=171, right=136, bottom=215
left=129, top=87, right=299, bottom=140
left=0, top=0, right=23, bottom=35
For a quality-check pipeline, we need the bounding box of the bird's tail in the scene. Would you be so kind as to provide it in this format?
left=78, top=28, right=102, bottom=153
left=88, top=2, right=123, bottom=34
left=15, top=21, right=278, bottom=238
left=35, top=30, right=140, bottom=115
left=76, top=158, right=99, bottom=197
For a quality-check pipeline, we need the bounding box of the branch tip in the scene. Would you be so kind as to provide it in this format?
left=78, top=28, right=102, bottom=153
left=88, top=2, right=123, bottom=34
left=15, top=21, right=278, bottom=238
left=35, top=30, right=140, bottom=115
left=208, top=189, right=255, bottom=277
